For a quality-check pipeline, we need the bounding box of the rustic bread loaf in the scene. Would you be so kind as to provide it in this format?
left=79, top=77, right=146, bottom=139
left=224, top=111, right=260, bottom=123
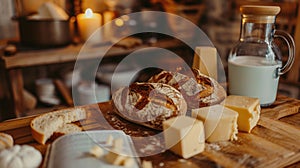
left=30, top=107, right=86, bottom=144
left=112, top=82, right=187, bottom=130
left=0, top=133, right=13, bottom=151
left=148, top=68, right=226, bottom=109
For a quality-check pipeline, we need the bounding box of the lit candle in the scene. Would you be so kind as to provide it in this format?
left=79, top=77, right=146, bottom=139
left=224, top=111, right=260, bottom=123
left=77, top=8, right=102, bottom=42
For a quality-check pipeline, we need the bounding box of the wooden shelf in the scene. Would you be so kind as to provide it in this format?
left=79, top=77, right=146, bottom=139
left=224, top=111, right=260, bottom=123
left=1, top=38, right=184, bottom=69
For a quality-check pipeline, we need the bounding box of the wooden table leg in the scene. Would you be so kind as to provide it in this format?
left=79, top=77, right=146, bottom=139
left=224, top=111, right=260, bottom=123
left=6, top=69, right=25, bottom=118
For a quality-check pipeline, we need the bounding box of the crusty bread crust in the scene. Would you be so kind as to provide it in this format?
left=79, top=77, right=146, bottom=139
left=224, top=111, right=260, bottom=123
left=112, top=83, right=187, bottom=130
left=30, top=107, right=86, bottom=144
left=148, top=68, right=226, bottom=109
left=31, top=127, right=47, bottom=145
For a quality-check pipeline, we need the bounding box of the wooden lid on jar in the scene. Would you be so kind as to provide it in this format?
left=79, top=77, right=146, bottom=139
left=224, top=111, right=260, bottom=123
left=240, top=5, right=281, bottom=15
left=240, top=5, right=281, bottom=23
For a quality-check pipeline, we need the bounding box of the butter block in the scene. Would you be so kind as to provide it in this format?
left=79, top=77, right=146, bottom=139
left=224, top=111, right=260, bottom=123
left=122, top=157, right=135, bottom=168
left=106, top=134, right=114, bottom=146
left=113, top=138, right=123, bottom=150
left=89, top=145, right=104, bottom=158
left=105, top=150, right=127, bottom=165
left=163, top=116, right=205, bottom=159
left=222, top=95, right=260, bottom=133
left=192, top=105, right=238, bottom=142
left=193, top=46, right=218, bottom=80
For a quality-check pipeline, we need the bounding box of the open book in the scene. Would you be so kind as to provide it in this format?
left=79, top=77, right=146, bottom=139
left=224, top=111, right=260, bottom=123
left=45, top=130, right=140, bottom=168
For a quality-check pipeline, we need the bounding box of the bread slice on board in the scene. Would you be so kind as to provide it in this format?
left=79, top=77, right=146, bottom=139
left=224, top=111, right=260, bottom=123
left=30, top=107, right=86, bottom=144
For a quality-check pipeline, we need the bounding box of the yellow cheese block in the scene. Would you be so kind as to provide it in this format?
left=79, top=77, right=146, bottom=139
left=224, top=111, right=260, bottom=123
left=163, top=116, right=205, bottom=159
left=222, top=95, right=261, bottom=133
left=192, top=105, right=238, bottom=142
left=193, top=46, right=218, bottom=80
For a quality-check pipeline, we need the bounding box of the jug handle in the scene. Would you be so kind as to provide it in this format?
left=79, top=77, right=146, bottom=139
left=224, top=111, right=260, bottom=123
left=274, top=30, right=295, bottom=76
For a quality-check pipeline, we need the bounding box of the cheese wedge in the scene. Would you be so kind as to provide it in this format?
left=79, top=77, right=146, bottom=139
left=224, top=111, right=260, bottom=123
left=222, top=95, right=260, bottom=133
left=193, top=46, right=218, bottom=80
left=163, top=116, right=205, bottom=159
left=192, top=105, right=238, bottom=142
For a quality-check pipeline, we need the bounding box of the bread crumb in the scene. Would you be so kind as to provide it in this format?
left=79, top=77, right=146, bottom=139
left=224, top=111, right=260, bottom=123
left=206, top=143, right=221, bottom=151
left=142, top=160, right=153, bottom=168
left=159, top=162, right=164, bottom=167
left=140, top=144, right=155, bottom=153
left=178, top=159, right=187, bottom=163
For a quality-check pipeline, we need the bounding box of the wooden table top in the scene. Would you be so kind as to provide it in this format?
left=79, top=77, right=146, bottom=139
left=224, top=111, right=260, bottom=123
left=0, top=95, right=300, bottom=168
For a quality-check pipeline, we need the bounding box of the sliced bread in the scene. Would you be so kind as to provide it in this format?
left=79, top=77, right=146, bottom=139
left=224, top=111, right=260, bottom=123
left=55, top=123, right=82, bottom=134
left=30, top=107, right=86, bottom=144
left=50, top=123, right=83, bottom=141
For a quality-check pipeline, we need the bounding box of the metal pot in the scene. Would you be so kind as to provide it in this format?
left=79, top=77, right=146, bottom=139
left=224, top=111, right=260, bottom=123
left=18, top=18, right=72, bottom=48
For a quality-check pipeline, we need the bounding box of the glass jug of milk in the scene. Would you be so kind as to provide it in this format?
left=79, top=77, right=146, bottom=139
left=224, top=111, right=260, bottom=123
left=228, top=5, right=295, bottom=106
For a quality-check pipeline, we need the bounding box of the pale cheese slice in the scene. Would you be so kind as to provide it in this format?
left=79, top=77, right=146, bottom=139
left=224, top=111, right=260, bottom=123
left=163, top=116, right=205, bottom=159
left=193, top=46, right=218, bottom=80
left=222, top=95, right=261, bottom=133
left=192, top=105, right=238, bottom=142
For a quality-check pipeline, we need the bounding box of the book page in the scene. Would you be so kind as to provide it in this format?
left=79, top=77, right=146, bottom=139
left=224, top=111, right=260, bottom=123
left=47, top=130, right=140, bottom=168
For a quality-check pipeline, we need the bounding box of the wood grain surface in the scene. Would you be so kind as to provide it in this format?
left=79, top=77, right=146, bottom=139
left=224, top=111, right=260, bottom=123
left=0, top=95, right=299, bottom=168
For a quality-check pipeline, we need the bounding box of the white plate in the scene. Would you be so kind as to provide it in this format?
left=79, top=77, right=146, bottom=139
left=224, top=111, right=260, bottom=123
left=47, top=130, right=140, bottom=168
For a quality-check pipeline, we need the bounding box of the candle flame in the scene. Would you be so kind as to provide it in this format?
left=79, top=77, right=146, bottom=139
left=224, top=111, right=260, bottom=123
left=115, top=18, right=124, bottom=27
left=85, top=8, right=93, bottom=18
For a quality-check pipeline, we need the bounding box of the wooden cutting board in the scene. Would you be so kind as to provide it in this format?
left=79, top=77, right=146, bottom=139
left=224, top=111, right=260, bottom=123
left=0, top=95, right=299, bottom=168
